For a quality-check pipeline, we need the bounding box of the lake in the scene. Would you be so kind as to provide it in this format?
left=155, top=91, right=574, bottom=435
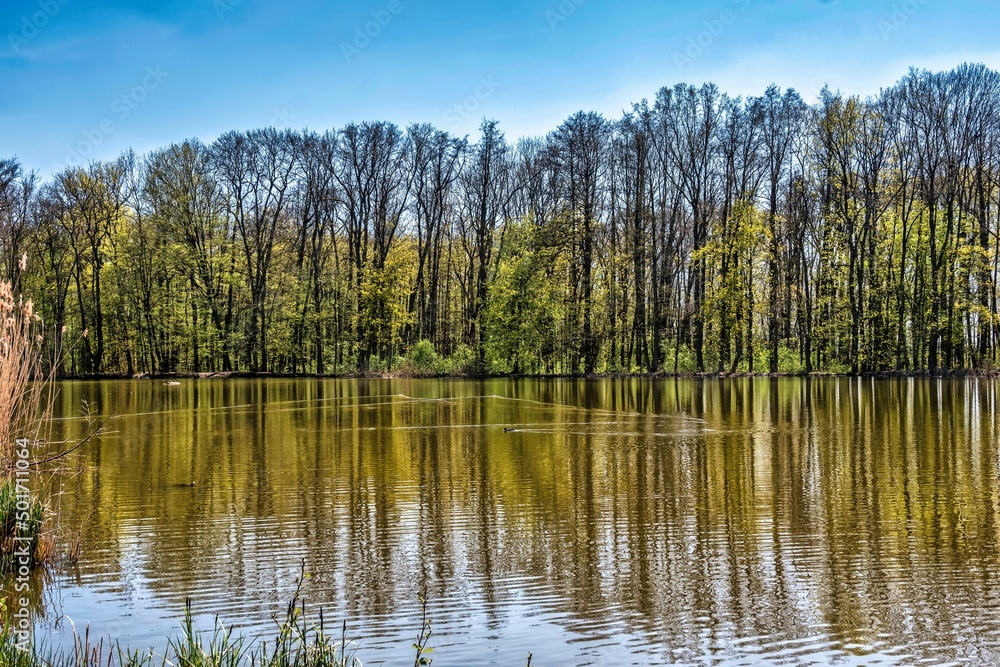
left=8, top=378, right=1000, bottom=665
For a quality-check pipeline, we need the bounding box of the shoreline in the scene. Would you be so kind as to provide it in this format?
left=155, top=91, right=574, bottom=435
left=53, top=369, right=1000, bottom=381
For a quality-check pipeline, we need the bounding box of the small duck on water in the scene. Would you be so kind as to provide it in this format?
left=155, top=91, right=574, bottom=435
left=164, top=381, right=181, bottom=386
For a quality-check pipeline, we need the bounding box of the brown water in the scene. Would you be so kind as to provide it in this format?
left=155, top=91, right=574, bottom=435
left=9, top=378, right=1000, bottom=665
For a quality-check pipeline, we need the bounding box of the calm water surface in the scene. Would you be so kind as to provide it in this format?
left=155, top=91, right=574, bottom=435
left=8, top=378, right=1000, bottom=665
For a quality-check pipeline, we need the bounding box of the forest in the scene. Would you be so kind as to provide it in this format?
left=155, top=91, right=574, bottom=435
left=2, top=63, right=999, bottom=377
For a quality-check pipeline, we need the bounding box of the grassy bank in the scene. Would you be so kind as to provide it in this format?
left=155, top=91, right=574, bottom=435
left=1, top=572, right=448, bottom=667
left=0, top=603, right=368, bottom=667
left=0, top=479, right=51, bottom=573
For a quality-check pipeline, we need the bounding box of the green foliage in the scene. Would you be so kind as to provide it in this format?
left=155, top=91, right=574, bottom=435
left=0, top=478, right=50, bottom=573
left=777, top=345, right=806, bottom=375
left=169, top=601, right=246, bottom=667
left=14, top=64, right=1000, bottom=378
left=695, top=201, right=770, bottom=374
left=443, top=344, right=476, bottom=376
left=484, top=217, right=563, bottom=375
left=669, top=345, right=701, bottom=375
left=397, top=340, right=442, bottom=377
left=411, top=597, right=434, bottom=667
left=408, top=340, right=439, bottom=370
left=1, top=569, right=368, bottom=667
left=357, top=248, right=415, bottom=368
left=393, top=340, right=451, bottom=377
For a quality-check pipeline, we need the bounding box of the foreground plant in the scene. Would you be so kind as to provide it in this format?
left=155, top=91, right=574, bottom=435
left=246, top=565, right=361, bottom=667
left=0, top=478, right=51, bottom=573
left=0, top=577, right=546, bottom=667
left=0, top=272, right=110, bottom=577
left=411, top=596, right=433, bottom=667
left=2, top=565, right=368, bottom=667
left=0, top=276, right=55, bottom=576
left=0, top=277, right=46, bottom=472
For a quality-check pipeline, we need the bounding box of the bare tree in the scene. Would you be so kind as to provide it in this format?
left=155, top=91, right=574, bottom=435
left=759, top=85, right=807, bottom=373
left=291, top=130, right=340, bottom=374
left=652, top=84, right=723, bottom=372
left=406, top=124, right=465, bottom=349
left=212, top=128, right=300, bottom=372
left=458, top=119, right=515, bottom=368
left=331, top=121, right=413, bottom=370
left=46, top=159, right=128, bottom=374
left=551, top=111, right=609, bottom=373
left=148, top=139, right=234, bottom=372
left=0, top=159, right=37, bottom=293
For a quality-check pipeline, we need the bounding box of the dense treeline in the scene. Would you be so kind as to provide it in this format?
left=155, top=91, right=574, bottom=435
left=3, top=64, right=1000, bottom=376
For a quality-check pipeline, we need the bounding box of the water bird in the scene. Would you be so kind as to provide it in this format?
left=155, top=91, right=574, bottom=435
left=164, top=381, right=181, bottom=386
left=504, top=427, right=516, bottom=432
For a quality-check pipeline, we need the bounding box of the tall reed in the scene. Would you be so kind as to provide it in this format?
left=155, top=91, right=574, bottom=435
left=0, top=277, right=47, bottom=473
left=0, top=272, right=55, bottom=574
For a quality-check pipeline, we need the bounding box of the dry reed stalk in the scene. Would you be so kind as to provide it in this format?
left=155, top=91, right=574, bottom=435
left=0, top=277, right=49, bottom=473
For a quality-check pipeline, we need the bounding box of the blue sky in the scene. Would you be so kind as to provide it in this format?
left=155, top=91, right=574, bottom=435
left=2, top=0, right=999, bottom=176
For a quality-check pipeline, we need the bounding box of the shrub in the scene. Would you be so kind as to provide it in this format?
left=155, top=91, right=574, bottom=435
left=444, top=344, right=477, bottom=376
left=778, top=345, right=806, bottom=375
left=406, top=340, right=440, bottom=375
left=0, top=478, right=51, bottom=573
